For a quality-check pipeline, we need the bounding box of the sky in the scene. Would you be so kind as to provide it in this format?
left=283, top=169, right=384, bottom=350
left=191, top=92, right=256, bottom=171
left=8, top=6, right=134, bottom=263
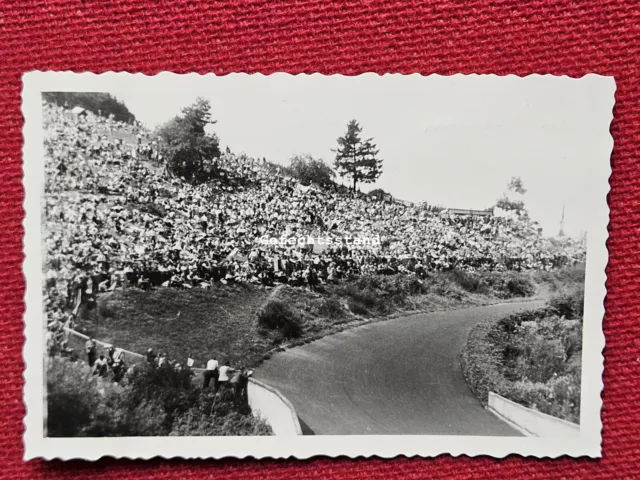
left=106, top=74, right=613, bottom=238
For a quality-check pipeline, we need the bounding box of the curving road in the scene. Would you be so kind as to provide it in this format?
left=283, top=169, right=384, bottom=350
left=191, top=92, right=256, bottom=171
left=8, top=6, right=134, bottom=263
left=254, top=300, right=545, bottom=435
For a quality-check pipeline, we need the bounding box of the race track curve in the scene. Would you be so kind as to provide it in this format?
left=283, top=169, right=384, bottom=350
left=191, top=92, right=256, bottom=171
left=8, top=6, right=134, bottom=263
left=254, top=299, right=546, bottom=435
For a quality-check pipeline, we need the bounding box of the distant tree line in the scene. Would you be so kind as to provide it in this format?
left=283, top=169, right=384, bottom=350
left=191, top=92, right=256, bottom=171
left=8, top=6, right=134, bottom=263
left=283, top=154, right=335, bottom=187
left=43, top=92, right=137, bottom=124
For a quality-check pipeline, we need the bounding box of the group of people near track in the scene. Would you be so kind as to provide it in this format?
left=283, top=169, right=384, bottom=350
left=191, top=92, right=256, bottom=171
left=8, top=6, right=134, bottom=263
left=63, top=336, right=253, bottom=400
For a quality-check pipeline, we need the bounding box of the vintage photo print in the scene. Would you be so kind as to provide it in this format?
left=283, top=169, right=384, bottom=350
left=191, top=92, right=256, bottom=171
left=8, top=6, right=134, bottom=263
left=22, top=72, right=614, bottom=460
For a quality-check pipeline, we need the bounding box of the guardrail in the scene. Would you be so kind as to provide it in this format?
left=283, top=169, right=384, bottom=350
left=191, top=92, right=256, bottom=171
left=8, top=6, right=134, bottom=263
left=488, top=392, right=580, bottom=437
left=247, top=378, right=303, bottom=436
left=59, top=327, right=303, bottom=436
left=62, top=327, right=146, bottom=364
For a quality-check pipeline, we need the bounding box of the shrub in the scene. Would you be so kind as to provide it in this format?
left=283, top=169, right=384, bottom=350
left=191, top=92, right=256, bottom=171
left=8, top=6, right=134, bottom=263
left=549, top=285, right=584, bottom=319
left=337, top=274, right=429, bottom=315
left=493, top=308, right=549, bottom=336
left=286, top=154, right=335, bottom=187
left=502, top=375, right=581, bottom=424
left=531, top=263, right=585, bottom=293
left=257, top=300, right=302, bottom=339
left=550, top=263, right=586, bottom=285
left=448, top=270, right=488, bottom=294
left=347, top=297, right=371, bottom=316
left=460, top=321, right=503, bottom=404
left=513, top=325, right=567, bottom=383
left=561, top=319, right=583, bottom=363
left=315, top=297, right=344, bottom=319
left=171, top=404, right=272, bottom=436
left=97, top=296, right=116, bottom=319
left=124, top=363, right=201, bottom=430
left=391, top=275, right=429, bottom=296
left=46, top=358, right=99, bottom=437
left=462, top=303, right=582, bottom=423
left=84, top=395, right=167, bottom=437
left=481, top=272, right=536, bottom=298
left=340, top=284, right=383, bottom=315
left=505, top=275, right=536, bottom=297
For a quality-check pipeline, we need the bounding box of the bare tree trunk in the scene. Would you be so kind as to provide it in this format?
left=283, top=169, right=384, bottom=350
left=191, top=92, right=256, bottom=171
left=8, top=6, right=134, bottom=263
left=352, top=150, right=358, bottom=192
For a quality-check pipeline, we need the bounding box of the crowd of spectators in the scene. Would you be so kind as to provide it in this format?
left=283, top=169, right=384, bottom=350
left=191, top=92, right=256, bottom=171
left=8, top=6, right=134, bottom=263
left=46, top=327, right=131, bottom=383
left=47, top=324, right=251, bottom=400
left=42, top=101, right=585, bottom=330
left=83, top=338, right=129, bottom=382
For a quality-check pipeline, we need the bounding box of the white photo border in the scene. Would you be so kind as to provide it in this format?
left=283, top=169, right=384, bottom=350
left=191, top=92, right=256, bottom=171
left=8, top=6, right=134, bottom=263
left=22, top=71, right=614, bottom=460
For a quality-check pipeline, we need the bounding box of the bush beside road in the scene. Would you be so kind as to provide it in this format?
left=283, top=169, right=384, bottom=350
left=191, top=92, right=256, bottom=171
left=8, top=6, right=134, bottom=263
left=461, top=282, right=584, bottom=424
left=46, top=356, right=272, bottom=437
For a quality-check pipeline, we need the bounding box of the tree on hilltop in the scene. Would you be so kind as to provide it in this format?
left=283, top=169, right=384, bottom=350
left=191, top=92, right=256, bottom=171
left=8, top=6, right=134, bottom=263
left=496, top=176, right=528, bottom=216
left=156, top=98, right=221, bottom=184
left=333, top=120, right=383, bottom=192
left=287, top=154, right=336, bottom=186
left=43, top=92, right=136, bottom=123
left=508, top=176, right=527, bottom=195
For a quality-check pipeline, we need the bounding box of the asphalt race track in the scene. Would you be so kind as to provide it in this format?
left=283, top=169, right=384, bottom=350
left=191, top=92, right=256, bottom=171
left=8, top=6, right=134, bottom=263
left=255, top=300, right=546, bottom=435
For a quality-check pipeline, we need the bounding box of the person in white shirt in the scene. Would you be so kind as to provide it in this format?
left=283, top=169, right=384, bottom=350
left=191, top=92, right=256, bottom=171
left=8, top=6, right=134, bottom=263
left=203, top=358, right=219, bottom=391
left=217, top=361, right=235, bottom=392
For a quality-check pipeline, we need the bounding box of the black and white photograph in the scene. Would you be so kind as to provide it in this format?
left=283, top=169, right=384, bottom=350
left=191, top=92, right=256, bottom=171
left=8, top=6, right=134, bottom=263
left=22, top=72, right=613, bottom=460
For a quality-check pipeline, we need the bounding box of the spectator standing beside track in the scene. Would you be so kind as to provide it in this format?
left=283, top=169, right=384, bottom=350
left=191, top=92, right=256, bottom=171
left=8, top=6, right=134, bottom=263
left=112, top=350, right=126, bottom=383
left=146, top=348, right=156, bottom=365
left=85, top=338, right=97, bottom=367
left=230, top=367, right=251, bottom=401
left=157, top=353, right=167, bottom=367
left=203, top=357, right=219, bottom=391
left=106, top=345, right=116, bottom=367
left=218, top=361, right=234, bottom=392
left=93, top=354, right=108, bottom=377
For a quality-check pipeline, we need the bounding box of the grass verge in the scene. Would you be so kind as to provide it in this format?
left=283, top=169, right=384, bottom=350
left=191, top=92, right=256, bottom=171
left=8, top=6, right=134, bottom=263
left=75, top=265, right=584, bottom=369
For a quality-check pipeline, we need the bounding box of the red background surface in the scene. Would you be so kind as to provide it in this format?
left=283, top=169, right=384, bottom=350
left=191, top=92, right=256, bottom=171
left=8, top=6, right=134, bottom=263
left=1, top=1, right=639, bottom=478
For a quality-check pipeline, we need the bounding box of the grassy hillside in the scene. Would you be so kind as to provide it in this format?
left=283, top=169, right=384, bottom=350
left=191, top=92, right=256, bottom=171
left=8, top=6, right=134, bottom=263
left=75, top=266, right=584, bottom=368
left=79, top=283, right=270, bottom=366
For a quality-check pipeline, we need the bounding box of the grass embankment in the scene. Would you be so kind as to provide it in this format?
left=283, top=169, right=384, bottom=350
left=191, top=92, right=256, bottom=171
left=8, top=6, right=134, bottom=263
left=75, top=265, right=585, bottom=369
left=461, top=281, right=584, bottom=423
left=82, top=283, right=269, bottom=366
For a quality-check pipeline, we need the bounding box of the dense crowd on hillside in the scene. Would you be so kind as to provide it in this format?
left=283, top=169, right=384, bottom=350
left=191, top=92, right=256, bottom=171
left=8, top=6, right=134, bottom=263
left=42, top=102, right=585, bottom=325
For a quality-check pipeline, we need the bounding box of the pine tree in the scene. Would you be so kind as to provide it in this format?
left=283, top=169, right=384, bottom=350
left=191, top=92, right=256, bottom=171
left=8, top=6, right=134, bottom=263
left=333, top=120, right=383, bottom=192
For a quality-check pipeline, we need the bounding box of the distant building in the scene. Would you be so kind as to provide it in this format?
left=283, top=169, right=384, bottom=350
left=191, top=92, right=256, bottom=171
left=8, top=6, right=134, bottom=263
left=445, top=208, right=493, bottom=217
left=367, top=191, right=394, bottom=203
left=394, top=198, right=414, bottom=207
